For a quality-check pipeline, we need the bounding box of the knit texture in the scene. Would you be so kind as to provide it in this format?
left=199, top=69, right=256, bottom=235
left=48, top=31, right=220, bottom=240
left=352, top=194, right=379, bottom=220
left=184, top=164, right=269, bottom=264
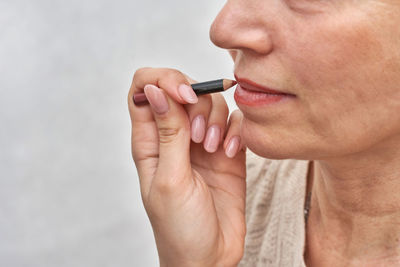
left=238, top=150, right=310, bottom=267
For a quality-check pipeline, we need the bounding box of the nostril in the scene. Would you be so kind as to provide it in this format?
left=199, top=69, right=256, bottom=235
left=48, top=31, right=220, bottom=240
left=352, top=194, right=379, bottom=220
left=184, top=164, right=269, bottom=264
left=229, top=50, right=238, bottom=61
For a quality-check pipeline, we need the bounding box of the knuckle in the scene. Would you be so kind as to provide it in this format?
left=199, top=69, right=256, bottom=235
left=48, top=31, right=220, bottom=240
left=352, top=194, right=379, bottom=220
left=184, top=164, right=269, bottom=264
left=133, top=67, right=152, bottom=81
left=165, top=69, right=185, bottom=81
left=152, top=174, right=188, bottom=196
left=199, top=93, right=212, bottom=103
left=231, top=109, right=243, bottom=121
left=213, top=93, right=229, bottom=113
left=158, top=126, right=182, bottom=144
left=196, top=94, right=213, bottom=110
left=212, top=92, right=224, bottom=102
left=169, top=68, right=183, bottom=76
left=222, top=101, right=229, bottom=116
left=153, top=179, right=175, bottom=195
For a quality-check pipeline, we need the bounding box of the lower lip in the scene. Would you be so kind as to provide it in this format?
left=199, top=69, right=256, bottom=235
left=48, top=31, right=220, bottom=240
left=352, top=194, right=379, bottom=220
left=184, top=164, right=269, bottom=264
left=234, top=84, right=295, bottom=106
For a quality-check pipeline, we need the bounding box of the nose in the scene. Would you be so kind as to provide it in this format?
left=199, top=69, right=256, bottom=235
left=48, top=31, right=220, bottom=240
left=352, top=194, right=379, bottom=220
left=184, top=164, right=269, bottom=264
left=209, top=1, right=274, bottom=55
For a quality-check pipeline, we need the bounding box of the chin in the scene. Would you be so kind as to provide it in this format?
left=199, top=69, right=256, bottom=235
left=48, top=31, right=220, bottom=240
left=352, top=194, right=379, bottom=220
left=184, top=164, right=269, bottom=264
left=245, top=138, right=291, bottom=160
left=241, top=120, right=291, bottom=160
left=240, top=118, right=316, bottom=160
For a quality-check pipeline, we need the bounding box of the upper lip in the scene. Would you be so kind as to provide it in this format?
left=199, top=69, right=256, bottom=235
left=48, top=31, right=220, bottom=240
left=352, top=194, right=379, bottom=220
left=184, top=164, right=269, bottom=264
left=234, top=75, right=294, bottom=95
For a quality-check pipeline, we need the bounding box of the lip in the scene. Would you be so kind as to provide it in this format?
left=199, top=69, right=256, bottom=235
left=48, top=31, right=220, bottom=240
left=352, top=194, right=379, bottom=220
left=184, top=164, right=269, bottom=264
left=234, top=75, right=294, bottom=95
left=234, top=75, right=295, bottom=107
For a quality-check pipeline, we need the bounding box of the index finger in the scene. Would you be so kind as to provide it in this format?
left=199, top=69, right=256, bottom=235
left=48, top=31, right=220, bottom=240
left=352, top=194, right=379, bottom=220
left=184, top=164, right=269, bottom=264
left=129, top=67, right=197, bottom=106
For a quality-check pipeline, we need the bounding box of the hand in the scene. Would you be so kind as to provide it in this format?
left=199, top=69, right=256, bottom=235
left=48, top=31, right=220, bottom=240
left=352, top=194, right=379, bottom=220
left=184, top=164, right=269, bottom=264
left=128, top=68, right=246, bottom=266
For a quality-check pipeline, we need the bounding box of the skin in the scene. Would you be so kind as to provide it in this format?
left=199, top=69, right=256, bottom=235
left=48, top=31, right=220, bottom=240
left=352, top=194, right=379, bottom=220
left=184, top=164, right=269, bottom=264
left=128, top=70, right=247, bottom=266
left=129, top=0, right=400, bottom=266
left=209, top=0, right=400, bottom=266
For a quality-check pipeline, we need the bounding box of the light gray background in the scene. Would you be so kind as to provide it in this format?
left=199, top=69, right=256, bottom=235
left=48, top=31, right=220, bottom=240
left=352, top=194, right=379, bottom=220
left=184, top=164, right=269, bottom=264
left=0, top=0, right=237, bottom=266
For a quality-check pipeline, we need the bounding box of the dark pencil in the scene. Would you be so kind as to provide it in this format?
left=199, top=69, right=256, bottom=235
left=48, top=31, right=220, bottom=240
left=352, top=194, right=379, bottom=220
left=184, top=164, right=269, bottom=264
left=133, top=79, right=237, bottom=105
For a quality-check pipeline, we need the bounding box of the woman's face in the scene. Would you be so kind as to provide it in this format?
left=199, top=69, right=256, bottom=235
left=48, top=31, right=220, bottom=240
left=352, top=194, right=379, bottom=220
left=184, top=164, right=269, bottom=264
left=210, top=0, right=400, bottom=160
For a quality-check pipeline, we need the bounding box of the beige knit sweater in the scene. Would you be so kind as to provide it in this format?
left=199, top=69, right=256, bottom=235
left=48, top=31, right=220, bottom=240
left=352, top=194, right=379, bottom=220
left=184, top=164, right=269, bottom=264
left=238, top=150, right=310, bottom=267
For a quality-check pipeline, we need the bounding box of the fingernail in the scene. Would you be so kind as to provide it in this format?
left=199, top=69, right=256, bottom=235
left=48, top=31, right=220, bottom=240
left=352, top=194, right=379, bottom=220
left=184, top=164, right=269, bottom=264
left=204, top=125, right=220, bottom=153
left=144, top=84, right=169, bottom=114
left=225, top=136, right=240, bottom=158
left=191, top=115, right=206, bottom=143
left=178, top=84, right=198, bottom=104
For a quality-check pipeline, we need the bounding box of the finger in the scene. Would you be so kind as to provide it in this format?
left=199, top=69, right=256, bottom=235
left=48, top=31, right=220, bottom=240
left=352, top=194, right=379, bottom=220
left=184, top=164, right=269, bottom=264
left=133, top=67, right=198, bottom=105
left=184, top=94, right=212, bottom=143
left=127, top=68, right=196, bottom=198
left=128, top=75, right=158, bottom=198
left=128, top=68, right=194, bottom=165
left=203, top=93, right=229, bottom=153
left=128, top=70, right=157, bottom=166
left=223, top=110, right=245, bottom=158
left=143, top=84, right=192, bottom=189
left=128, top=70, right=153, bottom=124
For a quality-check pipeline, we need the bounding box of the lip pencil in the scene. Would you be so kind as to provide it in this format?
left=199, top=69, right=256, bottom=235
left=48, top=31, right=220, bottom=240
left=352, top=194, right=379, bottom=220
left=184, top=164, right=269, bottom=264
left=133, top=79, right=237, bottom=105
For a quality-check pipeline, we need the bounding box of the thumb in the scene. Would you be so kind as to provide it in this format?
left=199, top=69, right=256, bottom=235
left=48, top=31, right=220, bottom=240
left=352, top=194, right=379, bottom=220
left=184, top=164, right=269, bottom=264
left=143, top=84, right=192, bottom=181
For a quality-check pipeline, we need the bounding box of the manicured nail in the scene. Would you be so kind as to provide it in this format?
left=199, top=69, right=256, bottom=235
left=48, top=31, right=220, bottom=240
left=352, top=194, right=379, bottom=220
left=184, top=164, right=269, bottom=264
left=178, top=84, right=198, bottom=104
left=144, top=84, right=169, bottom=114
left=191, top=115, right=206, bottom=143
left=225, top=136, right=240, bottom=158
left=204, top=125, right=220, bottom=153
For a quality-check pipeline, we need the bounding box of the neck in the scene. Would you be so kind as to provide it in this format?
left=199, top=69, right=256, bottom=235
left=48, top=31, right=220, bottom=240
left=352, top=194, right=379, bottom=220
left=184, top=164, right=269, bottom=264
left=307, top=136, right=400, bottom=265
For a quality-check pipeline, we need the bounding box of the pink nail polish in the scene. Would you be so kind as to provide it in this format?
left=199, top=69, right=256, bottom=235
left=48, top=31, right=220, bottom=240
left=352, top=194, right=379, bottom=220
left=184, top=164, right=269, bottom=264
left=225, top=136, right=240, bottom=158
left=204, top=125, right=220, bottom=153
left=144, top=85, right=169, bottom=114
left=191, top=115, right=206, bottom=143
left=178, top=84, right=198, bottom=104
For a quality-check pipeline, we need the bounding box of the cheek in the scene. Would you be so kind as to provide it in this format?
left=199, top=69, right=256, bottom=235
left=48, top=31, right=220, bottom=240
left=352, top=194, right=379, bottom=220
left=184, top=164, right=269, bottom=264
left=289, top=14, right=383, bottom=90
left=287, top=13, right=400, bottom=145
left=240, top=8, right=400, bottom=159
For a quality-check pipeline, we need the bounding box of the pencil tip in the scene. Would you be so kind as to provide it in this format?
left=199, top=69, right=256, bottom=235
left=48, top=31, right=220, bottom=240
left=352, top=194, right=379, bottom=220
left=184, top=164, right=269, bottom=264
left=223, top=79, right=238, bottom=90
